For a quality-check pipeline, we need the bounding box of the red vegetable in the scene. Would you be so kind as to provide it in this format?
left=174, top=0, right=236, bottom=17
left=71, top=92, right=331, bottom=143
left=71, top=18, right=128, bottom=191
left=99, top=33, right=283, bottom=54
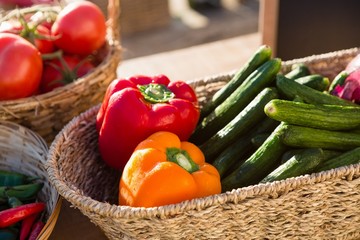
left=28, top=220, right=45, bottom=240
left=40, top=54, right=95, bottom=93
left=20, top=213, right=38, bottom=240
left=96, top=75, right=200, bottom=170
left=51, top=1, right=106, bottom=55
left=0, top=33, right=43, bottom=100
left=0, top=202, right=45, bottom=228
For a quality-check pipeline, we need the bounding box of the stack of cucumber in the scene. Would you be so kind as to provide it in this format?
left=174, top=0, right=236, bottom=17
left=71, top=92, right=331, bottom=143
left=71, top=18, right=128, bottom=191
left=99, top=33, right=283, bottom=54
left=190, top=45, right=360, bottom=192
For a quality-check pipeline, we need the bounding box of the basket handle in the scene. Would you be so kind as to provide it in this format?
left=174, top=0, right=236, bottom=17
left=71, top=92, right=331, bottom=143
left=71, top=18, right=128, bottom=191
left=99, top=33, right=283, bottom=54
left=107, top=0, right=121, bottom=42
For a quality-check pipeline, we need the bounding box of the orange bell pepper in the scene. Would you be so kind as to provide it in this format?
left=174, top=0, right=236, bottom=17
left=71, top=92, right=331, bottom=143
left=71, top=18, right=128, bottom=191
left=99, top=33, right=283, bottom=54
left=119, top=131, right=221, bottom=207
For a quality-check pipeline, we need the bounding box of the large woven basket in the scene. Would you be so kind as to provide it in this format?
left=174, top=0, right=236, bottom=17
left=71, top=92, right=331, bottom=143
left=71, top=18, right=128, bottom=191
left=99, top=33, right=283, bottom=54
left=0, top=120, right=61, bottom=240
left=46, top=47, right=360, bottom=239
left=0, top=0, right=121, bottom=144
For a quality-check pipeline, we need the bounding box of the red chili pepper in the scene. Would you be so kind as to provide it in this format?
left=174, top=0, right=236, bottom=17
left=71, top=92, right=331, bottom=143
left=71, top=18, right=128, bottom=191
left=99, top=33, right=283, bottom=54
left=28, top=220, right=45, bottom=240
left=0, top=202, right=45, bottom=228
left=20, top=213, right=38, bottom=240
left=96, top=74, right=200, bottom=170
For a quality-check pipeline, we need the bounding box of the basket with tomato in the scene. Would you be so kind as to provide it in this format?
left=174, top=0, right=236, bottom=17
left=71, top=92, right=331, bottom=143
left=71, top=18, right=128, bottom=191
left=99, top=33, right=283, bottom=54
left=0, top=0, right=121, bottom=144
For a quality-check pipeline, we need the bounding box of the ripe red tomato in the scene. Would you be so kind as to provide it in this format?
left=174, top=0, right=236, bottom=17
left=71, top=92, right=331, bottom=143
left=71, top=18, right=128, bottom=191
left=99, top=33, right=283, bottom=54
left=40, top=55, right=95, bottom=93
left=0, top=33, right=43, bottom=101
left=51, top=1, right=106, bottom=55
left=0, top=21, right=55, bottom=54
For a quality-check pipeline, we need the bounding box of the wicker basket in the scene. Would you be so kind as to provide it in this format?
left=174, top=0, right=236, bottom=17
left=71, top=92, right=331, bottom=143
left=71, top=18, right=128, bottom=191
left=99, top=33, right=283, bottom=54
left=46, top=47, right=360, bottom=239
left=0, top=0, right=121, bottom=144
left=0, top=120, right=61, bottom=240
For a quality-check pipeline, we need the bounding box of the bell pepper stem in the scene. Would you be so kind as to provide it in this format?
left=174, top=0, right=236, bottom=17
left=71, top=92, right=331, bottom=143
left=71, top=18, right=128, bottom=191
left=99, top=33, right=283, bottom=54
left=138, top=83, right=175, bottom=103
left=166, top=148, right=199, bottom=173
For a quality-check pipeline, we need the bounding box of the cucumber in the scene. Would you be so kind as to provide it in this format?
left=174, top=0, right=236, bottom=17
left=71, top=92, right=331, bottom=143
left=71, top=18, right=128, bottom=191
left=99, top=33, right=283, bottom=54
left=200, top=45, right=272, bottom=119
left=316, top=147, right=360, bottom=172
left=281, top=124, right=360, bottom=150
left=260, top=148, right=326, bottom=183
left=276, top=74, right=357, bottom=106
left=285, top=63, right=311, bottom=80
left=328, top=70, right=349, bottom=94
left=251, top=133, right=270, bottom=148
left=200, top=87, right=279, bottom=161
left=212, top=117, right=279, bottom=178
left=190, top=58, right=282, bottom=145
left=264, top=99, right=360, bottom=131
left=221, top=122, right=288, bottom=191
left=294, top=74, right=330, bottom=92
left=281, top=148, right=342, bottom=164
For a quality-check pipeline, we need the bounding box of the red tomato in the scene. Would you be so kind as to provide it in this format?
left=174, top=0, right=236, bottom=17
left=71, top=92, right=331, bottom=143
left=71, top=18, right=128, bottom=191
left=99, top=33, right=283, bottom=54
left=40, top=55, right=95, bottom=93
left=0, top=33, right=43, bottom=101
left=51, top=1, right=106, bottom=55
left=0, top=21, right=55, bottom=54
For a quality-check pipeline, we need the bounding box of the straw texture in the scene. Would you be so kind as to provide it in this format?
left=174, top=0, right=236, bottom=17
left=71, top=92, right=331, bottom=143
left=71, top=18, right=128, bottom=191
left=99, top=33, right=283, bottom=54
left=47, top=47, right=360, bottom=239
left=0, top=0, right=121, bottom=144
left=0, top=120, right=61, bottom=240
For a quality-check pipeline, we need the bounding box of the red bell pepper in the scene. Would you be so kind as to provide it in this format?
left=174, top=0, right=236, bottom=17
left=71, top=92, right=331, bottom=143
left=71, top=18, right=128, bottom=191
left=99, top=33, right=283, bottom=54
left=96, top=74, right=200, bottom=170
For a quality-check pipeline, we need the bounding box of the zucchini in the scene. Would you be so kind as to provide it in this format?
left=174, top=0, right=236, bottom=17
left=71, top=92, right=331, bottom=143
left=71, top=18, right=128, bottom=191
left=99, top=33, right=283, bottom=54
left=260, top=148, right=326, bottom=183
left=328, top=70, right=349, bottom=94
left=281, top=124, right=360, bottom=150
left=276, top=74, right=357, bottom=106
left=212, top=117, right=279, bottom=178
left=316, top=147, right=360, bottom=172
left=200, top=87, right=279, bottom=161
left=200, top=45, right=272, bottom=119
left=190, top=58, right=282, bottom=145
left=221, top=122, right=288, bottom=191
left=294, top=74, right=330, bottom=92
left=285, top=63, right=311, bottom=80
left=264, top=99, right=360, bottom=131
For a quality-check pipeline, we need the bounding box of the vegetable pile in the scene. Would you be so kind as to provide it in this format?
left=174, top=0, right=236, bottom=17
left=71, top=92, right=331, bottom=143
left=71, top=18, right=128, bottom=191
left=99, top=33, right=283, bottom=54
left=98, top=46, right=360, bottom=208
left=0, top=0, right=107, bottom=100
left=0, top=169, right=46, bottom=240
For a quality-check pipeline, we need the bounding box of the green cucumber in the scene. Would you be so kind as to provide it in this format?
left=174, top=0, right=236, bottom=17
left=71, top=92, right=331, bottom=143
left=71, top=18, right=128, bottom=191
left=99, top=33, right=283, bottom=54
left=264, top=99, right=360, bottom=131
left=294, top=74, right=330, bottom=92
left=285, top=63, right=311, bottom=80
left=276, top=74, right=357, bottom=106
left=212, top=117, right=279, bottom=178
left=260, top=148, right=326, bottom=183
left=328, top=70, right=349, bottom=94
left=281, top=148, right=342, bottom=164
left=200, top=87, right=279, bottom=161
left=190, top=58, right=282, bottom=145
left=200, top=45, right=272, bottom=119
left=281, top=124, right=360, bottom=151
left=221, top=122, right=288, bottom=191
left=316, top=147, right=360, bottom=172
left=251, top=133, right=270, bottom=148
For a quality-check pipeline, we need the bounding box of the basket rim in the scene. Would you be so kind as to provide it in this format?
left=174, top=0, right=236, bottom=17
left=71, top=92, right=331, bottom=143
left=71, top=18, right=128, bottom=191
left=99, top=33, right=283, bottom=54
left=46, top=46, right=360, bottom=220
left=0, top=0, right=121, bottom=106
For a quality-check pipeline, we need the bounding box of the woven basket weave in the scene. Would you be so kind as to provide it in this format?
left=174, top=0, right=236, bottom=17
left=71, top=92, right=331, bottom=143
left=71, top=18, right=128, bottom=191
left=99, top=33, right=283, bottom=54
left=47, top=47, right=360, bottom=239
left=0, top=120, right=61, bottom=240
left=0, top=0, right=121, bottom=144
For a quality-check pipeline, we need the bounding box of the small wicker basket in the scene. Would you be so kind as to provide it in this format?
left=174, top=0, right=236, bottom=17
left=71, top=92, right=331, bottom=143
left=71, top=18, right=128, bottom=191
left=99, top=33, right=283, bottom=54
left=46, top=47, right=360, bottom=239
left=0, top=0, right=121, bottom=144
left=0, top=120, right=61, bottom=240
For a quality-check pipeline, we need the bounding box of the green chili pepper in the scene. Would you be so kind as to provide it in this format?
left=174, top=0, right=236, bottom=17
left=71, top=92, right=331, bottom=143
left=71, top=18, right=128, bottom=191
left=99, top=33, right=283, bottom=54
left=0, top=183, right=44, bottom=201
left=0, top=170, right=38, bottom=187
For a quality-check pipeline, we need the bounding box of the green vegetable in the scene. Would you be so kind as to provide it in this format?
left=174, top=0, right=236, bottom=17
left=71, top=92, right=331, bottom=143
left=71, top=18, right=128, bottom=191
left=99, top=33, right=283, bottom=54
left=200, top=87, right=279, bottom=161
left=276, top=74, right=357, bottom=106
left=0, top=183, right=43, bottom=201
left=260, top=148, right=326, bottom=183
left=0, top=170, right=36, bottom=187
left=328, top=70, right=348, bottom=94
left=251, top=133, right=270, bottom=148
left=212, top=117, right=279, bottom=178
left=221, top=122, right=288, bottom=191
left=285, top=63, right=311, bottom=80
left=294, top=74, right=330, bottom=92
left=200, top=45, right=272, bottom=119
left=281, top=124, right=360, bottom=150
left=191, top=58, right=281, bottom=145
left=316, top=147, right=360, bottom=172
left=264, top=99, right=360, bottom=131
